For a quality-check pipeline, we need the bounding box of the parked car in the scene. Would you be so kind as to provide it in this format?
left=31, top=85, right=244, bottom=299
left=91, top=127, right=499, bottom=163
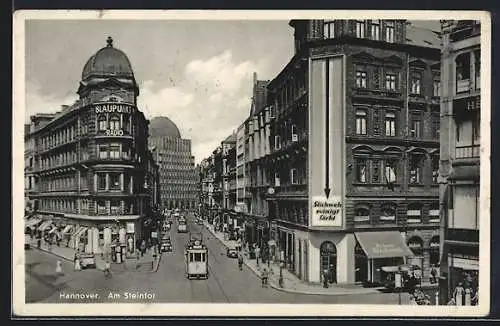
left=226, top=248, right=238, bottom=258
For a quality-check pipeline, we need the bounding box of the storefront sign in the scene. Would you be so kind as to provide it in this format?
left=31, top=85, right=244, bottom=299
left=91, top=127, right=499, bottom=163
left=311, top=196, right=343, bottom=227
left=94, top=104, right=132, bottom=114
left=105, top=129, right=124, bottom=136
left=126, top=222, right=135, bottom=234
left=450, top=257, right=479, bottom=270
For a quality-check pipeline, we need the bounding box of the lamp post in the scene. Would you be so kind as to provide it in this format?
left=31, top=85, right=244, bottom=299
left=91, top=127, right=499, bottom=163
left=266, top=187, right=275, bottom=268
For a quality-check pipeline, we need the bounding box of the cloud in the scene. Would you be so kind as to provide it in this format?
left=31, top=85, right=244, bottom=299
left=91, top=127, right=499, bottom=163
left=25, top=81, right=78, bottom=123
left=141, top=50, right=265, bottom=163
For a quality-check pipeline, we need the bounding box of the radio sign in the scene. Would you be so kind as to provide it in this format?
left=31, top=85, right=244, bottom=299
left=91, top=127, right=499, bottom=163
left=94, top=104, right=132, bottom=114
left=105, top=129, right=124, bottom=136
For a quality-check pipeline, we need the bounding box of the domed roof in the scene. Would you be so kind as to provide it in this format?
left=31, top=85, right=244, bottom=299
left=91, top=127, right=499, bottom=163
left=81, top=36, right=134, bottom=80
left=149, top=116, right=181, bottom=138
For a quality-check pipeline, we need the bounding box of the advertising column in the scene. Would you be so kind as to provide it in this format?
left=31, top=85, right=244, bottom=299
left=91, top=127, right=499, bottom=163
left=308, top=55, right=353, bottom=283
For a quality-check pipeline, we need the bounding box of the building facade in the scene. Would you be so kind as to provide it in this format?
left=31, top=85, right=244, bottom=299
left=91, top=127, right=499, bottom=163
left=149, top=116, right=198, bottom=210
left=221, top=133, right=237, bottom=211
left=235, top=122, right=249, bottom=212
left=438, top=20, right=481, bottom=304
left=263, top=20, right=442, bottom=284
left=27, top=37, right=156, bottom=254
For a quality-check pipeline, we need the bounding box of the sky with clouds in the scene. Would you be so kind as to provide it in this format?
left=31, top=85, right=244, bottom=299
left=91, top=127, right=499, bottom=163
left=25, top=19, right=439, bottom=163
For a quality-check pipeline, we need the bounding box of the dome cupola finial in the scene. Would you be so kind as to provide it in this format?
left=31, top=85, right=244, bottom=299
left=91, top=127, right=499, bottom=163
left=106, top=36, right=113, bottom=47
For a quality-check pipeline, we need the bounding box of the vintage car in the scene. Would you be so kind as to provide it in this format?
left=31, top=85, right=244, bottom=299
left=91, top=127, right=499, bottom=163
left=382, top=264, right=422, bottom=291
left=226, top=247, right=239, bottom=258
left=79, top=252, right=97, bottom=269
left=161, top=239, right=173, bottom=252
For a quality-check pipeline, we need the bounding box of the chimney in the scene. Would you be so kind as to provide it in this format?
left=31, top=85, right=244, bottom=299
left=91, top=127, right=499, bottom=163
left=253, top=72, right=257, bottom=84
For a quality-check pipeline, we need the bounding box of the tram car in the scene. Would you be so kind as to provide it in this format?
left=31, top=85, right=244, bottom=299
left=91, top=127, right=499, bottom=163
left=185, top=233, right=208, bottom=279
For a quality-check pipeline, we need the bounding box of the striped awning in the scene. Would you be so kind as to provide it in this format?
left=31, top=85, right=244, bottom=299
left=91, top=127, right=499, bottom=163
left=62, top=225, right=74, bottom=234
left=74, top=227, right=88, bottom=238
left=38, top=220, right=53, bottom=231
left=25, top=218, right=42, bottom=227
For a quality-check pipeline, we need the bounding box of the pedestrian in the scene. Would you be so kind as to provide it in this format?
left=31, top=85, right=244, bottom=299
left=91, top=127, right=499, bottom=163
left=323, top=268, right=329, bottom=288
left=261, top=267, right=269, bottom=288
left=74, top=250, right=81, bottom=271
left=430, top=265, right=437, bottom=284
left=238, top=252, right=244, bottom=271
left=55, top=260, right=63, bottom=275
left=104, top=260, right=112, bottom=278
left=454, top=282, right=465, bottom=306
left=329, top=264, right=336, bottom=284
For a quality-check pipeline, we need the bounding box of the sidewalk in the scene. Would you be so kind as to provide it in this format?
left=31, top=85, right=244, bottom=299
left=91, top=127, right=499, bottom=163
left=30, top=238, right=160, bottom=273
left=203, top=222, right=385, bottom=296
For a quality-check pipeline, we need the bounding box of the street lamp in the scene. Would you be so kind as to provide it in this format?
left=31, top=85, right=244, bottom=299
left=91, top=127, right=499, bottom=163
left=266, top=187, right=275, bottom=268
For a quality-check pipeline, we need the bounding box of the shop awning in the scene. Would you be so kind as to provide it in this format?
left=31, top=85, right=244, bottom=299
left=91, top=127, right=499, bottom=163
left=38, top=220, right=53, bottom=231
left=25, top=218, right=42, bottom=227
left=355, top=231, right=414, bottom=259
left=62, top=225, right=74, bottom=234
left=75, top=227, right=88, bottom=238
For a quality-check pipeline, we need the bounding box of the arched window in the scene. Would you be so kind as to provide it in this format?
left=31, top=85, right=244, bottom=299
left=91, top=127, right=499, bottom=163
left=380, top=204, right=396, bottom=221
left=109, top=114, right=121, bottom=130
left=407, top=236, right=424, bottom=270
left=98, top=115, right=107, bottom=131
left=354, top=206, right=370, bottom=223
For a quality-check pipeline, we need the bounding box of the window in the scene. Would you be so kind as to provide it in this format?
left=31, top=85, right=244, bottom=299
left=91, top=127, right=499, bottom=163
left=475, top=50, right=480, bottom=90
left=411, top=118, right=422, bottom=138
left=110, top=200, right=121, bottom=215
left=98, top=115, right=107, bottom=131
left=356, top=110, right=367, bottom=135
left=384, top=112, right=396, bottom=136
left=354, top=207, right=370, bottom=222
left=291, top=124, right=298, bottom=142
left=385, top=21, right=395, bottom=43
left=356, top=20, right=366, bottom=38
left=432, top=156, right=439, bottom=184
left=123, top=116, right=130, bottom=133
left=380, top=205, right=396, bottom=221
left=97, top=200, right=107, bottom=215
left=473, top=111, right=480, bottom=140
left=433, top=79, right=441, bottom=97
left=274, top=172, right=281, bottom=187
left=432, top=115, right=440, bottom=139
left=324, top=20, right=335, bottom=38
left=98, top=173, right=106, bottom=190
left=371, top=20, right=380, bottom=40
left=109, top=144, right=120, bottom=159
left=355, top=158, right=367, bottom=183
left=407, top=204, right=422, bottom=223
left=409, top=154, right=425, bottom=184
left=99, top=145, right=108, bottom=159
left=109, top=173, right=121, bottom=190
left=290, top=168, right=298, bottom=185
left=384, top=160, right=397, bottom=183
left=275, top=135, right=281, bottom=150
left=456, top=52, right=471, bottom=93
left=355, top=71, right=367, bottom=88
left=411, top=74, right=421, bottom=94
left=385, top=73, right=397, bottom=91
left=109, top=115, right=120, bottom=130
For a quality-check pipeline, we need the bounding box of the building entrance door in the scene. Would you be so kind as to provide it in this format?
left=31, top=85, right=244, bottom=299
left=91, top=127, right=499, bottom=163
left=320, top=241, right=337, bottom=283
left=355, top=241, right=368, bottom=283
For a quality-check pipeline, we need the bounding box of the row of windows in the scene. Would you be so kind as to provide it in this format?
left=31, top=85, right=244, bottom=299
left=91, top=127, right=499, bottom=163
left=97, top=142, right=132, bottom=160
left=39, top=150, right=78, bottom=170
left=96, top=114, right=131, bottom=133
left=277, top=203, right=309, bottom=226
left=353, top=154, right=439, bottom=185
left=96, top=172, right=130, bottom=191
left=355, top=109, right=440, bottom=139
left=354, top=202, right=440, bottom=224
left=38, top=123, right=79, bottom=151
left=355, top=68, right=441, bottom=96
left=39, top=173, right=79, bottom=192
left=455, top=50, right=481, bottom=93
left=324, top=20, right=396, bottom=43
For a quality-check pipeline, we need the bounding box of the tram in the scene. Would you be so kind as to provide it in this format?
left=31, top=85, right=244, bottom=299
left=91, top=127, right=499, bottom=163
left=185, top=233, right=208, bottom=280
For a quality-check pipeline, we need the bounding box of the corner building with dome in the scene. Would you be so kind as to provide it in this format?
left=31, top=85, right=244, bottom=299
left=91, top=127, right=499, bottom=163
left=27, top=37, right=157, bottom=254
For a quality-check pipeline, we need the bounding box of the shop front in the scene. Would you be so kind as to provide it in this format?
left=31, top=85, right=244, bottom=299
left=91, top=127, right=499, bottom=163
left=354, top=231, right=414, bottom=285
left=447, top=253, right=479, bottom=305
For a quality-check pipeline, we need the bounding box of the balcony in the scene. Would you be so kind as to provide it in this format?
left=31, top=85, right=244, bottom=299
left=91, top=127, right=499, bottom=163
left=455, top=144, right=480, bottom=159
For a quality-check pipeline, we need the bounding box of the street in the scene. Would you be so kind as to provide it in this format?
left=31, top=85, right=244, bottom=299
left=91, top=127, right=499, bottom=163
left=26, top=213, right=428, bottom=304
